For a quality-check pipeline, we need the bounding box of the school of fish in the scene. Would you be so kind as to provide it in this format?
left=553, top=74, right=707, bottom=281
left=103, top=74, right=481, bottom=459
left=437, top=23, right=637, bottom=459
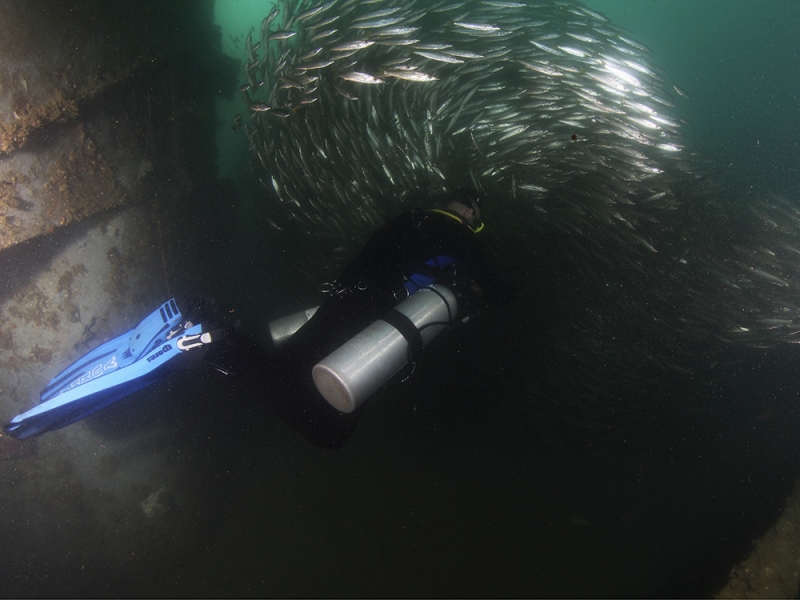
left=239, top=0, right=800, bottom=423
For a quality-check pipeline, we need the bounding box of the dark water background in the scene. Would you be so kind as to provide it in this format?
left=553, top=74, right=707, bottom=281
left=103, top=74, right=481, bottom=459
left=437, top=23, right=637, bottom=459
left=3, top=0, right=800, bottom=597
left=194, top=2, right=800, bottom=597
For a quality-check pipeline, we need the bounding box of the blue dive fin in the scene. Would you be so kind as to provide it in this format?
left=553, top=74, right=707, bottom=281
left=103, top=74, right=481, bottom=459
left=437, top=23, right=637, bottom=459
left=5, top=299, right=206, bottom=440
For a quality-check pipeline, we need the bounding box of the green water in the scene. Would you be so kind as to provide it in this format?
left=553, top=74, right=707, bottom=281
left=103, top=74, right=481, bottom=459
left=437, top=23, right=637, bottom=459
left=132, top=1, right=800, bottom=596
left=214, top=0, right=800, bottom=193
left=585, top=0, right=799, bottom=194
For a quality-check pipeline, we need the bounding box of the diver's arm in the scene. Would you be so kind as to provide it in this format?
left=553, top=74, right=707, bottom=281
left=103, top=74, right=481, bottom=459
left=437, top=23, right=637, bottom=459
left=421, top=211, right=515, bottom=305
left=448, top=229, right=515, bottom=305
left=464, top=252, right=516, bottom=305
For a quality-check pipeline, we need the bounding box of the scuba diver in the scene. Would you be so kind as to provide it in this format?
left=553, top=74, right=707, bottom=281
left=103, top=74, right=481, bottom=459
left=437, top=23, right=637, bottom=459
left=5, top=190, right=514, bottom=447
left=216, top=189, right=516, bottom=448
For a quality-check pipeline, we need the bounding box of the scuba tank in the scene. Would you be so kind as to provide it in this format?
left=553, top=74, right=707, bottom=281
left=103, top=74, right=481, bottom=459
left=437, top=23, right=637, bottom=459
left=312, top=284, right=458, bottom=413
left=268, top=306, right=319, bottom=348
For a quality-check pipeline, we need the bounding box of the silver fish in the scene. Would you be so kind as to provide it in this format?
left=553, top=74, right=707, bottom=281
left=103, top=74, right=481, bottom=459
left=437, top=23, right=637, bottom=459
left=338, top=71, right=384, bottom=84
left=330, top=40, right=374, bottom=52
left=263, top=5, right=279, bottom=29
left=297, top=59, right=335, bottom=71
left=453, top=21, right=501, bottom=32
left=383, top=69, right=438, bottom=82
left=352, top=7, right=404, bottom=22
left=414, top=50, right=464, bottom=64
left=309, top=28, right=339, bottom=43
left=673, top=83, right=692, bottom=100
left=351, top=17, right=406, bottom=29
left=294, top=1, right=337, bottom=24
left=268, top=30, right=298, bottom=41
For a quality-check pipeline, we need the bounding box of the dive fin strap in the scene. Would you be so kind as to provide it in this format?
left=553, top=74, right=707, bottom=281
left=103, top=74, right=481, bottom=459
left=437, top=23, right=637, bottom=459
left=176, top=321, right=238, bottom=352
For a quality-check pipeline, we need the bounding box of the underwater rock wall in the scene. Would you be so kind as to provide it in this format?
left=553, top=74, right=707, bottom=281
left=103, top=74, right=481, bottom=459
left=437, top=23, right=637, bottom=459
left=0, top=1, right=159, bottom=249
left=0, top=0, right=229, bottom=404
left=0, top=2, right=236, bottom=579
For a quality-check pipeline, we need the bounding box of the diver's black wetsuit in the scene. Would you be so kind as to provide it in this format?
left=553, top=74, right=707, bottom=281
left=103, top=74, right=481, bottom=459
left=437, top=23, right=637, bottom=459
left=245, top=209, right=514, bottom=449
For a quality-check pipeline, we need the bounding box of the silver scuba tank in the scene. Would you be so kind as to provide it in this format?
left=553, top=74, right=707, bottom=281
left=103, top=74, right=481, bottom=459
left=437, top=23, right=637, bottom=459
left=312, top=284, right=458, bottom=413
left=268, top=306, right=319, bottom=348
